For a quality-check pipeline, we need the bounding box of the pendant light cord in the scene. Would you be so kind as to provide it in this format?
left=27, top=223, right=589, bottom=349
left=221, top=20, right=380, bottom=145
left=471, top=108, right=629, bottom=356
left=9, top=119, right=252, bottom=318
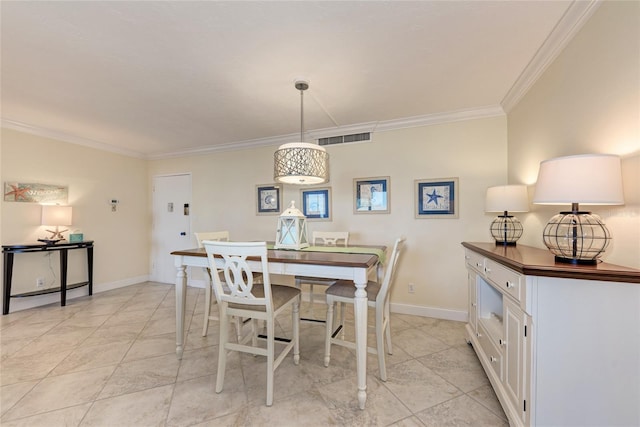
left=300, top=88, right=304, bottom=142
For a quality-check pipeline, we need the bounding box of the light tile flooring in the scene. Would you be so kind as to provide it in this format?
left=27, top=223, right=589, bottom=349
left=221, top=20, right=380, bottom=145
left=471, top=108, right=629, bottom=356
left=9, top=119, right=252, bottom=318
left=1, top=282, right=508, bottom=426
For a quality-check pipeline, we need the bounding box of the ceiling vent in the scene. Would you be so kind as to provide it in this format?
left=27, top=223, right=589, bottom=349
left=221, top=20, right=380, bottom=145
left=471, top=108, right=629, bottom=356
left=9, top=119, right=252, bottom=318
left=318, top=132, right=371, bottom=146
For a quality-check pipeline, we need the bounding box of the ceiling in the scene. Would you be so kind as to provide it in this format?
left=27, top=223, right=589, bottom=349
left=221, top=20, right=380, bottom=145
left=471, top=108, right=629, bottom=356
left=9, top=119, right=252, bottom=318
left=1, top=1, right=595, bottom=159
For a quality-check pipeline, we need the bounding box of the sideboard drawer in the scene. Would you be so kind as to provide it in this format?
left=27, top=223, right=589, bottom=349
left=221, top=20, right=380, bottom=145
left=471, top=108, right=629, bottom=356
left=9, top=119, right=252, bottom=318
left=465, top=249, right=485, bottom=273
left=477, top=322, right=503, bottom=381
left=484, top=258, right=522, bottom=302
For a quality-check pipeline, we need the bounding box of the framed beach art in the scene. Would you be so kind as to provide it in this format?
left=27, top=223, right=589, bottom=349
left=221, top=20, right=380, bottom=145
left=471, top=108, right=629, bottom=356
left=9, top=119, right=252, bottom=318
left=354, top=176, right=390, bottom=214
left=415, top=177, right=459, bottom=218
left=256, top=183, right=283, bottom=215
left=301, top=187, right=331, bottom=221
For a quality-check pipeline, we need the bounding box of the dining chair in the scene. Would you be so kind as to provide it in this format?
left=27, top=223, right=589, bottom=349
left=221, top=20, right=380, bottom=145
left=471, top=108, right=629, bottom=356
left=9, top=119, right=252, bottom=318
left=323, top=237, right=405, bottom=381
left=203, top=240, right=300, bottom=407
left=195, top=231, right=264, bottom=338
left=194, top=231, right=230, bottom=337
left=294, top=231, right=349, bottom=322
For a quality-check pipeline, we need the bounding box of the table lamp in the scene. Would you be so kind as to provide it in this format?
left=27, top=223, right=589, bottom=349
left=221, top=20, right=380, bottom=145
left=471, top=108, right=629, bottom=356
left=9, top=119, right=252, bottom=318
left=532, top=153, right=624, bottom=264
left=485, top=185, right=529, bottom=246
left=275, top=201, right=309, bottom=250
left=40, top=205, right=73, bottom=243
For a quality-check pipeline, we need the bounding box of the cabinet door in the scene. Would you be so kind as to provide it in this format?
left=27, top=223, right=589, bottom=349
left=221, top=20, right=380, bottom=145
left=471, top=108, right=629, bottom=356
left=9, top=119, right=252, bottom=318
left=503, top=297, right=527, bottom=423
left=468, top=270, right=478, bottom=333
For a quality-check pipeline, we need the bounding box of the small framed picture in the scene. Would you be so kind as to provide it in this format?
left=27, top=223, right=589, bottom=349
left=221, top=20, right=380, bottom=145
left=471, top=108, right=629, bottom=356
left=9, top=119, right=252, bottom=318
left=256, top=184, right=283, bottom=215
left=301, top=187, right=331, bottom=221
left=354, top=176, right=390, bottom=214
left=415, top=177, right=459, bottom=218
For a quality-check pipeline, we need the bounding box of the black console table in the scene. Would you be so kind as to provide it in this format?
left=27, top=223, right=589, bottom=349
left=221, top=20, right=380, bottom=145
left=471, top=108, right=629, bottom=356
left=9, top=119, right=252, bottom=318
left=2, top=241, right=94, bottom=315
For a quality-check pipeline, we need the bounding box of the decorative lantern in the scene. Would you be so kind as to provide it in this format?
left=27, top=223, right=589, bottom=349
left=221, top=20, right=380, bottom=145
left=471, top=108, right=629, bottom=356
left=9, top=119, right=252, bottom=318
left=275, top=201, right=309, bottom=250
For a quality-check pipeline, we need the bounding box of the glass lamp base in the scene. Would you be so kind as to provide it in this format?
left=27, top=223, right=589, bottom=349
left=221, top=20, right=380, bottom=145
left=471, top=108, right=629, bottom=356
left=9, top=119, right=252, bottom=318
left=542, top=211, right=611, bottom=264
left=490, top=215, right=523, bottom=245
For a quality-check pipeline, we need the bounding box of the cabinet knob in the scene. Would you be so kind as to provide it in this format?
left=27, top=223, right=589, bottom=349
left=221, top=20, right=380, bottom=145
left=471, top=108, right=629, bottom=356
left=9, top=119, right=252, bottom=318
left=472, top=303, right=477, bottom=307
left=485, top=267, right=491, bottom=273
left=499, top=339, right=506, bottom=346
left=476, top=332, right=482, bottom=338
left=506, top=281, right=514, bottom=288
left=465, top=255, right=470, bottom=260
left=490, top=356, right=498, bottom=363
left=476, top=262, right=483, bottom=268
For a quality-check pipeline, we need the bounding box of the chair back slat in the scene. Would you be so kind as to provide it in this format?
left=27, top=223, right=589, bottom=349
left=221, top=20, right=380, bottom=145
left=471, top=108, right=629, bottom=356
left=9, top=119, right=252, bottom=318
left=203, top=241, right=272, bottom=310
left=313, top=231, right=349, bottom=247
left=195, top=231, right=229, bottom=248
left=376, top=237, right=405, bottom=305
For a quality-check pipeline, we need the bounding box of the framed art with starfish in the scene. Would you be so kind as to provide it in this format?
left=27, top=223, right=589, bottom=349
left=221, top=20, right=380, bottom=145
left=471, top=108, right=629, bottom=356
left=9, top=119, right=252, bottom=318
left=415, top=178, right=458, bottom=219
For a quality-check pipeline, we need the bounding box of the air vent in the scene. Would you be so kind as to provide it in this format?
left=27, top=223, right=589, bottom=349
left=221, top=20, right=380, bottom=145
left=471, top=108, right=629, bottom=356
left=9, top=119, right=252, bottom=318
left=318, top=132, right=371, bottom=146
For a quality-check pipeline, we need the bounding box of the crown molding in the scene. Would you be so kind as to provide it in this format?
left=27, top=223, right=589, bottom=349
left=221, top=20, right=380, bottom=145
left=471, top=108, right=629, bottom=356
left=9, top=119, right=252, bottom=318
left=501, top=0, right=602, bottom=113
left=1, top=118, right=146, bottom=159
left=3, top=105, right=505, bottom=160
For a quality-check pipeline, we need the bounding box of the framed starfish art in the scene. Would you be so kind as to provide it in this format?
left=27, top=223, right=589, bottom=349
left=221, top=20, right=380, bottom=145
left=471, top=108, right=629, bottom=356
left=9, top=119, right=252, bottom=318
left=415, top=178, right=458, bottom=219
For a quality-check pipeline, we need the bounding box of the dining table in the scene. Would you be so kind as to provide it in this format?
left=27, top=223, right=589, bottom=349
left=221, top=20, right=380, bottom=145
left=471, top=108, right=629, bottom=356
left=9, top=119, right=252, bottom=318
left=170, top=244, right=385, bottom=409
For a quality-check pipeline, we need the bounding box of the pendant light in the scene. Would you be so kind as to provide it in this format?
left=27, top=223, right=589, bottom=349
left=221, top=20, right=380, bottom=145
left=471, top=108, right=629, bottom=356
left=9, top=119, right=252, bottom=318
left=274, top=80, right=329, bottom=185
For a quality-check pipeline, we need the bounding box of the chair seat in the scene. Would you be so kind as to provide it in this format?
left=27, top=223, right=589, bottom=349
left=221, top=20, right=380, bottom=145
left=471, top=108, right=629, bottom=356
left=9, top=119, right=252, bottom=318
left=229, top=284, right=300, bottom=312
left=326, top=279, right=381, bottom=301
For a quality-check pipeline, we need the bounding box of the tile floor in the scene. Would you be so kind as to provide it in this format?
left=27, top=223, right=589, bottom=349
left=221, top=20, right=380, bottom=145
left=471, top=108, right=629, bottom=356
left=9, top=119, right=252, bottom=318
left=0, top=282, right=508, bottom=426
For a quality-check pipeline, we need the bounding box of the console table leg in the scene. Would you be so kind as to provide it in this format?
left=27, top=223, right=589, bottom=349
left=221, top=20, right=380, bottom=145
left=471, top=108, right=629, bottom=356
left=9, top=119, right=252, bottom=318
left=60, top=249, right=68, bottom=306
left=3, top=252, right=14, bottom=315
left=87, top=246, right=94, bottom=295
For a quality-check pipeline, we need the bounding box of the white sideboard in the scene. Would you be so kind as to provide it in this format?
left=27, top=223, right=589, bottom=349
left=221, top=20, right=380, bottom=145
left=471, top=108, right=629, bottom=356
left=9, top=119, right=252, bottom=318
left=462, top=242, right=640, bottom=427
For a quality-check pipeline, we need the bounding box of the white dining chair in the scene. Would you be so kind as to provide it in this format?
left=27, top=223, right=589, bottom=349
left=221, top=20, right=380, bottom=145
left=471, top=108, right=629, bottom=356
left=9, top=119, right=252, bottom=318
left=323, top=237, right=405, bottom=381
left=294, top=231, right=349, bottom=321
left=194, top=231, right=230, bottom=337
left=203, top=240, right=300, bottom=407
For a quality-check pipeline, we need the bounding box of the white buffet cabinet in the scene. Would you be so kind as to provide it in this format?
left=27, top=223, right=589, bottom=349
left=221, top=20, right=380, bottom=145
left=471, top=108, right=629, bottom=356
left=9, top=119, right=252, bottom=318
left=462, top=242, right=640, bottom=427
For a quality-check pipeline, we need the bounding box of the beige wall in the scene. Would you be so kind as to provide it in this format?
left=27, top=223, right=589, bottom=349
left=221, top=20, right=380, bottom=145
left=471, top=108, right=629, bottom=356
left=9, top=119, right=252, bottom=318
left=149, top=116, right=508, bottom=318
left=1, top=128, right=150, bottom=311
left=508, top=0, right=640, bottom=268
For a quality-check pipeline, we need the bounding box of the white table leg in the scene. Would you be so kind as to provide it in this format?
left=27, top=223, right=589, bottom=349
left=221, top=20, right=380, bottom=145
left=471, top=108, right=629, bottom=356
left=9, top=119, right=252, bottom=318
left=175, top=262, right=187, bottom=359
left=353, top=274, right=368, bottom=410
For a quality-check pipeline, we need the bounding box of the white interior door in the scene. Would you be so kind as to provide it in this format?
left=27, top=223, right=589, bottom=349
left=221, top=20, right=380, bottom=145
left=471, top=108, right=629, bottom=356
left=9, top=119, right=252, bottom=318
left=151, top=174, right=192, bottom=284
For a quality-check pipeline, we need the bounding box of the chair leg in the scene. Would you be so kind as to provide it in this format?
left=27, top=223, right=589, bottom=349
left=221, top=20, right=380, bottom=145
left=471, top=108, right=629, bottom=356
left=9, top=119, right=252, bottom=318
left=216, top=307, right=229, bottom=393
left=339, top=302, right=346, bottom=339
left=293, top=298, right=300, bottom=365
left=324, top=299, right=334, bottom=367
left=375, top=306, right=387, bottom=382
left=234, top=317, right=242, bottom=343
left=266, top=317, right=275, bottom=407
left=309, top=284, right=315, bottom=319
left=202, top=274, right=212, bottom=337
left=384, top=302, right=393, bottom=355
left=251, top=319, right=258, bottom=348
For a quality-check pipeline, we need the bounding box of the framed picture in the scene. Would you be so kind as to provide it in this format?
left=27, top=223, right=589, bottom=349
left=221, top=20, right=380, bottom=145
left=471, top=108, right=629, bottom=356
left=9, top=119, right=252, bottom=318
left=415, top=177, right=459, bottom=218
left=301, top=187, right=331, bottom=221
left=256, top=184, right=283, bottom=215
left=354, top=176, right=390, bottom=214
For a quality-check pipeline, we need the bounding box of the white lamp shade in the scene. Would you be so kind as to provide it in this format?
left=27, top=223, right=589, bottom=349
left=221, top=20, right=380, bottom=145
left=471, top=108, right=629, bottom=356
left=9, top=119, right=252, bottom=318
left=41, top=205, right=72, bottom=226
left=485, top=185, right=529, bottom=213
left=274, top=142, right=329, bottom=185
left=533, top=154, right=624, bottom=205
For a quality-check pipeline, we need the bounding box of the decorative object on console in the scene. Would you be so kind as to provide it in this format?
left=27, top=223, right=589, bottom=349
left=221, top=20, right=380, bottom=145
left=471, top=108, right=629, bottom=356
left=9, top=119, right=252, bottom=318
left=533, top=153, right=624, bottom=264
left=39, top=205, right=72, bottom=243
left=274, top=201, right=309, bottom=250
left=485, top=185, right=529, bottom=245
left=273, top=79, right=329, bottom=185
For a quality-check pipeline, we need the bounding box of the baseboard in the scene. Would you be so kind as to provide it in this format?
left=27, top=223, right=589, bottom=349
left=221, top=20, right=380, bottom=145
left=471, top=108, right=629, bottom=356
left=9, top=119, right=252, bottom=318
left=390, top=302, right=468, bottom=322
left=6, top=275, right=150, bottom=314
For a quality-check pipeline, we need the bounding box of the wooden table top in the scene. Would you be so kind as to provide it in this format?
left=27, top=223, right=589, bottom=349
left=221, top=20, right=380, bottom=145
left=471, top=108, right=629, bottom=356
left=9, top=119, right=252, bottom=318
left=462, top=242, right=640, bottom=284
left=172, top=245, right=385, bottom=269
